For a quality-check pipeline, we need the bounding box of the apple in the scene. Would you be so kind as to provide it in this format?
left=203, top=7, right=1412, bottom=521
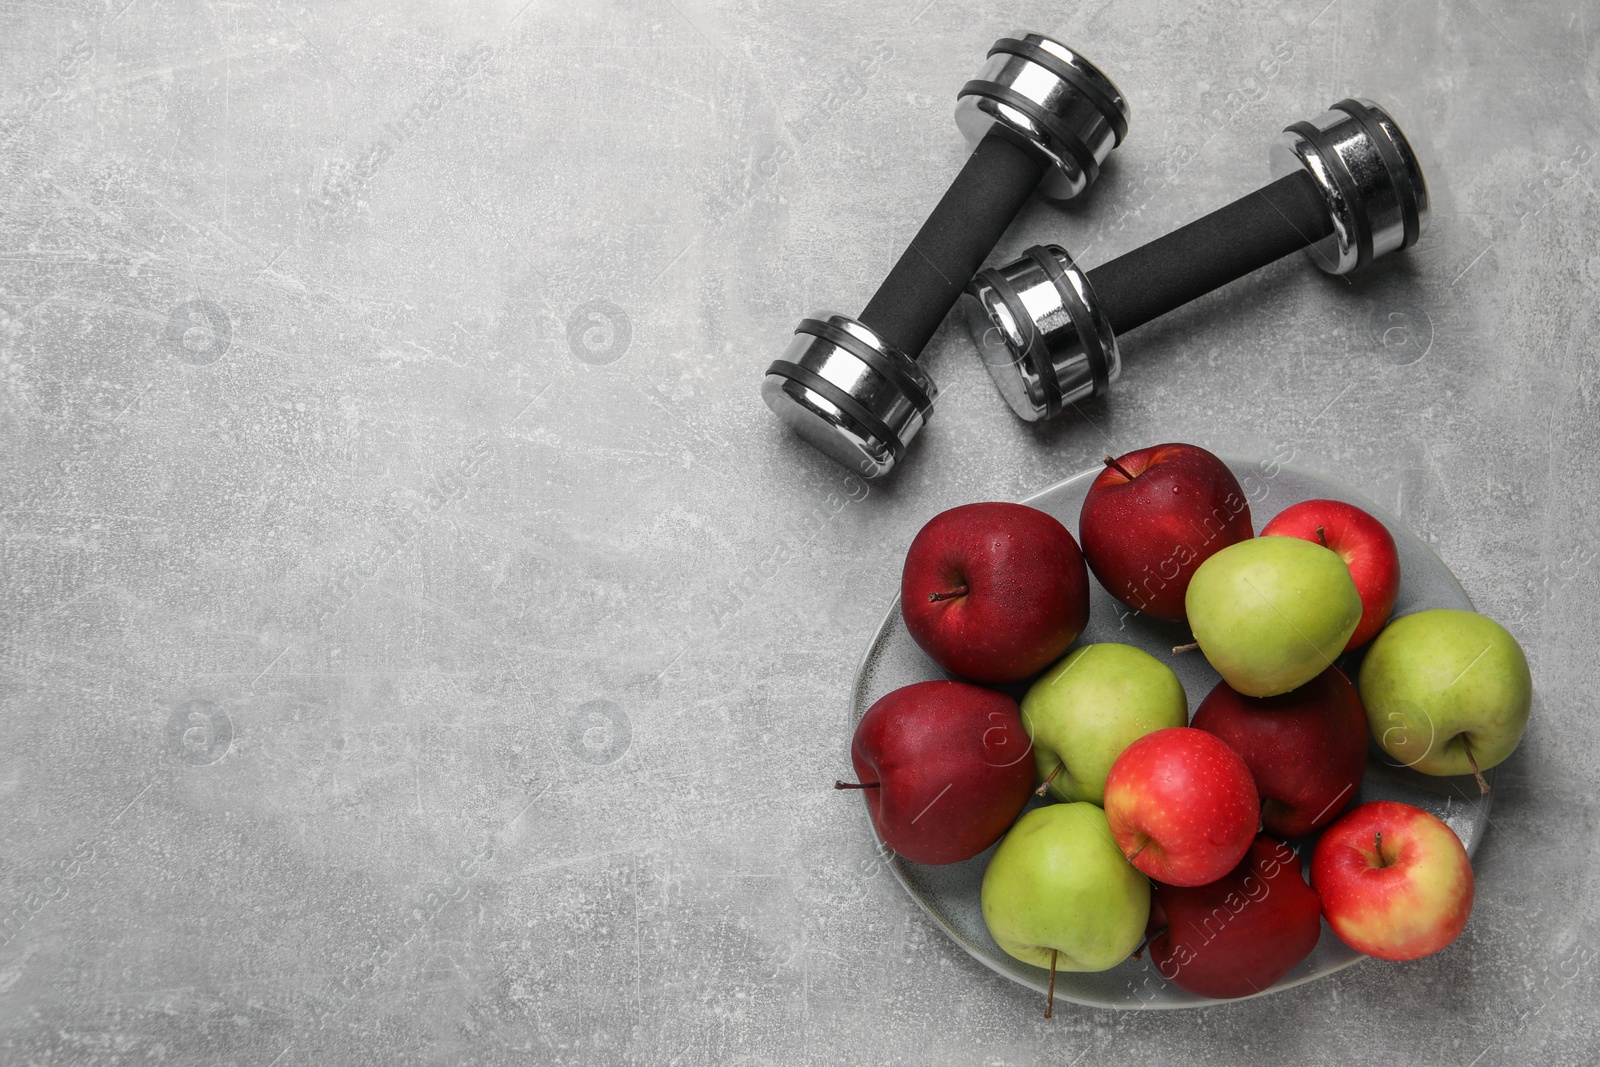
left=982, top=802, right=1151, bottom=979
left=1102, top=727, right=1259, bottom=887
left=1147, top=835, right=1323, bottom=1000
left=901, top=502, right=1090, bottom=684
left=1191, top=668, right=1367, bottom=838
left=1021, top=642, right=1188, bottom=805
left=1359, top=609, right=1532, bottom=791
left=1078, top=444, right=1253, bottom=622
left=1261, top=499, right=1400, bottom=649
left=1185, top=536, right=1362, bottom=697
left=843, top=680, right=1035, bottom=865
left=1311, top=800, right=1474, bottom=961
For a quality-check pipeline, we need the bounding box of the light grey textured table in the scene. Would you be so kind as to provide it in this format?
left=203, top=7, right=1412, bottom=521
left=1, top=1, right=1595, bottom=1064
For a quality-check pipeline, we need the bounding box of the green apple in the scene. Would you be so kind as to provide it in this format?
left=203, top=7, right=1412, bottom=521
left=1360, top=608, right=1531, bottom=782
left=1186, top=536, right=1362, bottom=697
left=981, top=802, right=1150, bottom=973
left=1021, top=643, right=1187, bottom=804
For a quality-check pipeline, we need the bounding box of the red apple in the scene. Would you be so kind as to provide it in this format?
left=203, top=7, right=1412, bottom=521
left=1078, top=444, right=1253, bottom=622
left=1311, top=800, right=1474, bottom=961
left=1261, top=499, right=1400, bottom=649
left=900, top=502, right=1089, bottom=684
left=843, top=680, right=1036, bottom=865
left=1190, top=668, right=1367, bottom=838
left=1103, top=727, right=1259, bottom=886
left=1148, top=836, right=1323, bottom=999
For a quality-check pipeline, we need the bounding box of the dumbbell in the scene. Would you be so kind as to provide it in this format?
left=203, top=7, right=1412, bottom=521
left=760, top=33, right=1129, bottom=477
left=963, top=98, right=1429, bottom=423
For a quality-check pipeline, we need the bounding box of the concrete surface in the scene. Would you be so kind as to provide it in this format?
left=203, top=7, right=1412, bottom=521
left=1, top=0, right=1596, bottom=1063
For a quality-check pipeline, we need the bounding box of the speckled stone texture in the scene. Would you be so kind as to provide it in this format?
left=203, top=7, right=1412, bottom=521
left=1, top=0, right=1596, bottom=1064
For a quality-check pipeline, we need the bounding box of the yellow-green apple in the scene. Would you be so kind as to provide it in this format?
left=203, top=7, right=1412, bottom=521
left=1261, top=499, right=1400, bottom=649
left=842, top=681, right=1035, bottom=865
left=1148, top=836, right=1323, bottom=999
left=981, top=802, right=1150, bottom=980
left=1311, top=800, right=1474, bottom=961
left=1103, top=727, right=1259, bottom=886
left=901, top=503, right=1090, bottom=684
left=1077, top=444, right=1253, bottom=622
left=1021, top=643, right=1188, bottom=805
left=1359, top=609, right=1531, bottom=792
left=1191, top=668, right=1367, bottom=837
left=1185, top=536, right=1362, bottom=697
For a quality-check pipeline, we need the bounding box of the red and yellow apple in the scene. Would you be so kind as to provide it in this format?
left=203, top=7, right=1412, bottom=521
left=1103, top=727, right=1259, bottom=886
left=1311, top=800, right=1474, bottom=961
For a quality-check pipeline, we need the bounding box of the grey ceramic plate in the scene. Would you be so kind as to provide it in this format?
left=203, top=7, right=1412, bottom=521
left=848, top=457, right=1492, bottom=1009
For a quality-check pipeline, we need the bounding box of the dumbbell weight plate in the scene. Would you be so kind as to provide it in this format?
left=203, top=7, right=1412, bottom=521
left=955, top=35, right=1129, bottom=201
left=761, top=315, right=935, bottom=478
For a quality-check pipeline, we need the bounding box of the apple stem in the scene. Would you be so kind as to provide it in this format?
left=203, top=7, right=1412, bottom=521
left=1130, top=928, right=1162, bottom=963
left=1373, top=831, right=1389, bottom=868
left=833, top=781, right=880, bottom=790
left=1316, top=525, right=1328, bottom=548
left=1462, top=738, right=1491, bottom=795
left=1171, top=642, right=1199, bottom=655
left=1102, top=454, right=1136, bottom=481
left=927, top=585, right=969, bottom=603
left=1036, top=763, right=1063, bottom=797
left=1045, top=948, right=1058, bottom=1020
left=1126, top=839, right=1150, bottom=863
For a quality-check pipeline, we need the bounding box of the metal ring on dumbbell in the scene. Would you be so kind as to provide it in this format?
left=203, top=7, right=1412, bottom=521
left=955, top=35, right=1130, bottom=201
left=965, top=97, right=1429, bottom=423
left=964, top=247, right=1120, bottom=423
left=1271, top=97, right=1427, bottom=275
left=761, top=32, right=1128, bottom=477
left=762, top=316, right=935, bottom=477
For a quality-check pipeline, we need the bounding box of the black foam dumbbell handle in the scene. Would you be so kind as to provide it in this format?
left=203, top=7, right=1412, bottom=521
left=1086, top=169, right=1336, bottom=337
left=859, top=130, right=1046, bottom=359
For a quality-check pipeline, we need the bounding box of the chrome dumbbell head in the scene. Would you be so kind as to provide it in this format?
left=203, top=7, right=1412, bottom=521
left=955, top=34, right=1131, bottom=201
left=963, top=246, right=1119, bottom=423
left=1270, top=97, right=1429, bottom=275
left=760, top=315, right=936, bottom=478
left=761, top=34, right=1127, bottom=477
left=967, top=98, right=1430, bottom=424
